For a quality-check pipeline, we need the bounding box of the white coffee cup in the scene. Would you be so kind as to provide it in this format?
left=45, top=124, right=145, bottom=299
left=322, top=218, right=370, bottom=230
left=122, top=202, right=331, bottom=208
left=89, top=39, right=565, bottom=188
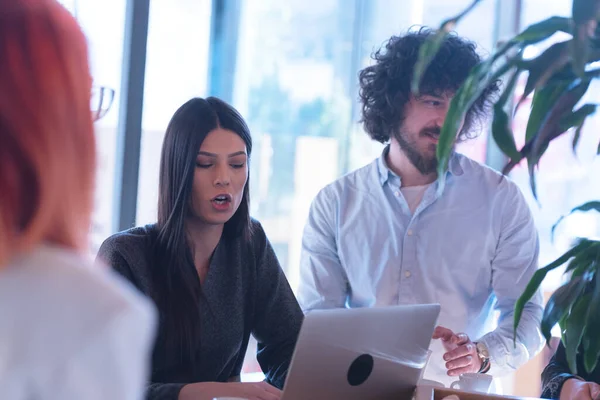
left=450, top=373, right=493, bottom=393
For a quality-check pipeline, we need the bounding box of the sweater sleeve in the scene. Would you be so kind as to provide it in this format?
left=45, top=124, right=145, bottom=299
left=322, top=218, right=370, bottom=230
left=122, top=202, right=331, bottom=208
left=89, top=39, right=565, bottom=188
left=250, top=222, right=303, bottom=389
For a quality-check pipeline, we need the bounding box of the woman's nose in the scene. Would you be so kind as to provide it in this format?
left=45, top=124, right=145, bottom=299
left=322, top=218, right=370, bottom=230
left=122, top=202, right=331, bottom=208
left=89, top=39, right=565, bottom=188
left=213, top=165, right=231, bottom=187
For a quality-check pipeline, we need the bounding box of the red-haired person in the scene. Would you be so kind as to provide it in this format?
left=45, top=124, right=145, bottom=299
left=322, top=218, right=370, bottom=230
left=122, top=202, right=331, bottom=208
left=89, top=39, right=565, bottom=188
left=0, top=0, right=156, bottom=398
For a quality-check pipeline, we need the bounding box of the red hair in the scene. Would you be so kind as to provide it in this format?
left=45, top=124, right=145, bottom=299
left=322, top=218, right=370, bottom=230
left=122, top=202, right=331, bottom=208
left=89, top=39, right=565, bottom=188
left=0, top=0, right=95, bottom=265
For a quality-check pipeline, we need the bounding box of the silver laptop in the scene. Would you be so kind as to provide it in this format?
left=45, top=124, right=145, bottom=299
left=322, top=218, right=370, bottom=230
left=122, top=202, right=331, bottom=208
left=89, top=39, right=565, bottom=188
left=281, top=304, right=441, bottom=400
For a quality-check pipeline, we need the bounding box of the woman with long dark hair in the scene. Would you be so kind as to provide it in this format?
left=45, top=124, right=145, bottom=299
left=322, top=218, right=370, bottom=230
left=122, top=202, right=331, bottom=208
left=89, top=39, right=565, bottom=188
left=98, top=97, right=302, bottom=400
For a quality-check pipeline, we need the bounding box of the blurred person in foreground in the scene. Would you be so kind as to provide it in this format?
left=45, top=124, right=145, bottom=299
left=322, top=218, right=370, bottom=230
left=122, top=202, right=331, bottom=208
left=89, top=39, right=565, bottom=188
left=0, top=0, right=156, bottom=398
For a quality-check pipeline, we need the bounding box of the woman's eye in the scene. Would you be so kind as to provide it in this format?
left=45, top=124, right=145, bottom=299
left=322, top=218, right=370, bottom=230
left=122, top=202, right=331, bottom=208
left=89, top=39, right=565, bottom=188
left=231, top=163, right=245, bottom=169
left=196, top=163, right=212, bottom=168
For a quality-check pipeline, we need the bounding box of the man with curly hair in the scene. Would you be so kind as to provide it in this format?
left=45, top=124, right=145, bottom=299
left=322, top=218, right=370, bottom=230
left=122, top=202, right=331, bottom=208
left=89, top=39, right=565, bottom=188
left=298, top=28, right=543, bottom=388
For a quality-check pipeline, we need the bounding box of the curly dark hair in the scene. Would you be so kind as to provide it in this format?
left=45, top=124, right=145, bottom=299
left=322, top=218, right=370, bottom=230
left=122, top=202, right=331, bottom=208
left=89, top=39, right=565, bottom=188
left=359, top=27, right=499, bottom=143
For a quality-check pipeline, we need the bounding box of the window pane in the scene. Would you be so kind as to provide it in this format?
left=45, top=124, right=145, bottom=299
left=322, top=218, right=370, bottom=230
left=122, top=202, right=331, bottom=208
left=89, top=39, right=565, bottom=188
left=232, top=0, right=357, bottom=378
left=521, top=0, right=570, bottom=27
left=58, top=0, right=127, bottom=254
left=136, top=0, right=212, bottom=226
left=233, top=0, right=356, bottom=287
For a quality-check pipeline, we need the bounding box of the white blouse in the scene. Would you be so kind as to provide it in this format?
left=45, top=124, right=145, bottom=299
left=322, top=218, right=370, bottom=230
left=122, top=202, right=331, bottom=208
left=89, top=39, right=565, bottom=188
left=0, top=244, right=156, bottom=399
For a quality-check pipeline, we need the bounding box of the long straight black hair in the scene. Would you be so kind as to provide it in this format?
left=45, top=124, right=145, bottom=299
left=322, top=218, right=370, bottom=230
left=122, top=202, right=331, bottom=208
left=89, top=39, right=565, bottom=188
left=152, top=97, right=253, bottom=366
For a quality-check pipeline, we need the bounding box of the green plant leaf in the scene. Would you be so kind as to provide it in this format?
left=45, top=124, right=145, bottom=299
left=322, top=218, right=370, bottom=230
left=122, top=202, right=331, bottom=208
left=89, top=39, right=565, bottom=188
left=556, top=101, right=597, bottom=157
left=572, top=124, right=584, bottom=154
left=514, top=268, right=548, bottom=343
left=413, top=32, right=448, bottom=95
left=559, top=312, right=569, bottom=335
left=552, top=201, right=600, bottom=239
left=572, top=119, right=585, bottom=155
left=582, top=259, right=600, bottom=373
left=571, top=1, right=600, bottom=76
left=492, top=110, right=521, bottom=162
left=515, top=41, right=571, bottom=111
left=526, top=156, right=540, bottom=202
left=511, top=16, right=573, bottom=44
left=514, top=240, right=595, bottom=343
left=587, top=48, right=600, bottom=64
left=571, top=31, right=591, bottom=77
left=541, top=275, right=587, bottom=343
left=411, top=0, right=484, bottom=95
left=437, top=61, right=513, bottom=175
left=524, top=80, right=571, bottom=144
left=564, top=292, right=592, bottom=375
left=524, top=79, right=591, bottom=198
left=502, top=141, right=530, bottom=176
left=565, top=242, right=600, bottom=277
left=585, top=67, right=600, bottom=79
left=559, top=103, right=597, bottom=147
left=428, top=13, right=580, bottom=181
left=492, top=69, right=522, bottom=160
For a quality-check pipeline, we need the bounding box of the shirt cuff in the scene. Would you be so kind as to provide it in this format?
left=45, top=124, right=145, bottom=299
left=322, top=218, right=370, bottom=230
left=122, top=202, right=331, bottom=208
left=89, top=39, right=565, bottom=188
left=476, top=333, right=528, bottom=377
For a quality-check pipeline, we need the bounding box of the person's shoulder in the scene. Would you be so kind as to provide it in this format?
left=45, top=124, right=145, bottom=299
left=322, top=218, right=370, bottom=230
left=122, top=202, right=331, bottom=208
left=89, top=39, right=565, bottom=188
left=314, top=158, right=379, bottom=203
left=454, top=153, right=522, bottom=194
left=97, top=224, right=157, bottom=263
left=248, top=218, right=268, bottom=247
left=246, top=218, right=280, bottom=260
left=0, top=245, right=155, bottom=373
left=99, top=224, right=156, bottom=252
left=7, top=244, right=153, bottom=316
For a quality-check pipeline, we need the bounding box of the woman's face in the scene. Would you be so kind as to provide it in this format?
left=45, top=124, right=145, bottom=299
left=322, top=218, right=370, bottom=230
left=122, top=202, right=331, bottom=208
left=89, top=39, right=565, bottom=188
left=189, top=128, right=248, bottom=226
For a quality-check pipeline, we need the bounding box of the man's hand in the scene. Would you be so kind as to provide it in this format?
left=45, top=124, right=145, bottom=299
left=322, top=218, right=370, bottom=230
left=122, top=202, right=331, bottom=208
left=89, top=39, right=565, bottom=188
left=432, top=326, right=482, bottom=376
left=560, top=378, right=600, bottom=400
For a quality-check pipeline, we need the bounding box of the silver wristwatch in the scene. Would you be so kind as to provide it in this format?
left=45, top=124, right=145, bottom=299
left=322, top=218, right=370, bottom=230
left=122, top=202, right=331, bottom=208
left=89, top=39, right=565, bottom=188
left=475, top=341, right=490, bottom=373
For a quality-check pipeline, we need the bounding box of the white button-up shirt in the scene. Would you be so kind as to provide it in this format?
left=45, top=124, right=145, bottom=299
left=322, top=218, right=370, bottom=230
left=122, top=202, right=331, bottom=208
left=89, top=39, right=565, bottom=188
left=298, top=147, right=544, bottom=386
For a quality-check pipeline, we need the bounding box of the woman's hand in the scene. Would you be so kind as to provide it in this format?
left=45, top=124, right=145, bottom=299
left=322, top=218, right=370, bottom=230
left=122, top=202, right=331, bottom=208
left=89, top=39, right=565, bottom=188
left=560, top=378, right=600, bottom=400
left=179, top=381, right=282, bottom=400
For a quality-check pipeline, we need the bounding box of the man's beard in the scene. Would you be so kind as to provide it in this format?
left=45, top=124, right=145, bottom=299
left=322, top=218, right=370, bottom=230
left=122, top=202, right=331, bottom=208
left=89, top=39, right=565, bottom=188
left=394, top=126, right=441, bottom=175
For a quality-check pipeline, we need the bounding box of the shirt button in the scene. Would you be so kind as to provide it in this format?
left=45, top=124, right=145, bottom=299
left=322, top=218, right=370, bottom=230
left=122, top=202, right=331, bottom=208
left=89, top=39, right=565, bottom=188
left=407, top=229, right=413, bottom=236
left=394, top=191, right=400, bottom=197
left=405, top=271, right=412, bottom=278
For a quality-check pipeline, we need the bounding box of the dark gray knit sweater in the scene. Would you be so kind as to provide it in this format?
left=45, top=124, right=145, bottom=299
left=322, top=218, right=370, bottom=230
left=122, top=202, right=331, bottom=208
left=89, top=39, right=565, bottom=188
left=97, top=220, right=303, bottom=400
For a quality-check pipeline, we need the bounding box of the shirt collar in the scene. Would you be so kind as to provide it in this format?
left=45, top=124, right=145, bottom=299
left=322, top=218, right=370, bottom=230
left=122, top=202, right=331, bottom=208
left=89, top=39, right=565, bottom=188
left=376, top=144, right=464, bottom=187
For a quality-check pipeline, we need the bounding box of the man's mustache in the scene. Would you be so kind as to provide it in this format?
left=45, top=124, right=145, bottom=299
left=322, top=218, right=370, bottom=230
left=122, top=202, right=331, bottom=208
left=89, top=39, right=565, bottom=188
left=421, top=127, right=441, bottom=137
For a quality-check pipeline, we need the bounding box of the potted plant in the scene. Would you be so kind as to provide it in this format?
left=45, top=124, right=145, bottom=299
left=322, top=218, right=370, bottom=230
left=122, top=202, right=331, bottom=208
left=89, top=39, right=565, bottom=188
left=412, top=0, right=600, bottom=375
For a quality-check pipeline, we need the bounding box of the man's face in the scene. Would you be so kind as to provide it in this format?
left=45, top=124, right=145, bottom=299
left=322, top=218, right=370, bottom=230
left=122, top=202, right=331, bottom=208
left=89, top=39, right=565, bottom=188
left=394, top=93, right=464, bottom=175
